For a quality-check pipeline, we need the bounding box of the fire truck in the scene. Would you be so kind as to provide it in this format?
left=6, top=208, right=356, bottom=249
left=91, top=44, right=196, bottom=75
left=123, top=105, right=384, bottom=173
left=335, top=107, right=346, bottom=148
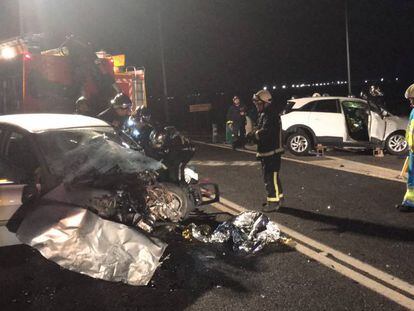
left=0, top=35, right=147, bottom=115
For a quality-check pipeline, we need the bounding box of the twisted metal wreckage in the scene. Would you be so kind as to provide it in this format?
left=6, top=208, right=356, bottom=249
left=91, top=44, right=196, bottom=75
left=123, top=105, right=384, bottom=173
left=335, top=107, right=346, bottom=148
left=13, top=133, right=282, bottom=286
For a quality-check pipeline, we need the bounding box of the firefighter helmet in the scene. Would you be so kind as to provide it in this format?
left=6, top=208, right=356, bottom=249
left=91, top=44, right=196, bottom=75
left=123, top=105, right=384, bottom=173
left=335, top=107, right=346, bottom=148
left=253, top=90, right=272, bottom=104
left=75, top=96, right=88, bottom=106
left=110, top=93, right=132, bottom=109
left=405, top=84, right=414, bottom=99
left=75, top=96, right=90, bottom=114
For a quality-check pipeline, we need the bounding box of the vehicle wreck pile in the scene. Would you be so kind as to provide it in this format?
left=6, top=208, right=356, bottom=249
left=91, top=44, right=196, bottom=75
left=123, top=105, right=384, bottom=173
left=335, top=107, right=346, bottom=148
left=40, top=133, right=185, bottom=233
left=15, top=133, right=182, bottom=285
left=10, top=122, right=284, bottom=287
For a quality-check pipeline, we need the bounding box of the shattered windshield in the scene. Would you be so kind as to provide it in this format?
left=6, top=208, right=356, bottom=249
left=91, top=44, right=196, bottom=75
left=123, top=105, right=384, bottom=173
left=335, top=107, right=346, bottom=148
left=35, top=126, right=163, bottom=183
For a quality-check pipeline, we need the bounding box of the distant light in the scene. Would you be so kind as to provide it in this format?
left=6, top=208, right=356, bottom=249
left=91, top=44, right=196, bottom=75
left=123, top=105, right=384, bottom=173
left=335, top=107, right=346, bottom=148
left=23, top=53, right=32, bottom=60
left=1, top=47, right=16, bottom=59
left=365, top=80, right=368, bottom=83
left=395, top=77, right=399, bottom=81
left=272, top=85, right=276, bottom=90
left=316, top=83, right=319, bottom=86
left=300, top=84, right=305, bottom=87
left=282, top=85, right=286, bottom=89
left=291, top=84, right=295, bottom=88
left=263, top=86, right=267, bottom=90
left=337, top=81, right=340, bottom=84
left=380, top=78, right=384, bottom=82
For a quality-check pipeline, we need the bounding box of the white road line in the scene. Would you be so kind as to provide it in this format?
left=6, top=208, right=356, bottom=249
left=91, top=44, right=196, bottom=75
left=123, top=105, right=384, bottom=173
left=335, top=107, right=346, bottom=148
left=189, top=160, right=259, bottom=167
left=193, top=141, right=404, bottom=184
left=212, top=197, right=414, bottom=310
left=218, top=197, right=414, bottom=296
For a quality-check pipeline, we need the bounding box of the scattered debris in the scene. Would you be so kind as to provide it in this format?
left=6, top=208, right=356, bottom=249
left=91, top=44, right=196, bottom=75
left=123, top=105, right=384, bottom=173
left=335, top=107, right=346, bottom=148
left=183, top=211, right=281, bottom=254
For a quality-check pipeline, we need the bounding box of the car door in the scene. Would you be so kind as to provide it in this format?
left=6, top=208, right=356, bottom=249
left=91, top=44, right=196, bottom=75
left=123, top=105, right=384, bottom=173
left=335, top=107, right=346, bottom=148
left=307, top=99, right=347, bottom=143
left=368, top=101, right=387, bottom=143
left=0, top=127, right=23, bottom=246
left=0, top=179, right=25, bottom=246
left=0, top=127, right=41, bottom=247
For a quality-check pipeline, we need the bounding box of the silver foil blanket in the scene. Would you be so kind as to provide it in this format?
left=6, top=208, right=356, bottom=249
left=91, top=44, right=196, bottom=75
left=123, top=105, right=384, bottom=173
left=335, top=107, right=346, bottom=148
left=17, top=203, right=167, bottom=286
left=186, top=211, right=281, bottom=254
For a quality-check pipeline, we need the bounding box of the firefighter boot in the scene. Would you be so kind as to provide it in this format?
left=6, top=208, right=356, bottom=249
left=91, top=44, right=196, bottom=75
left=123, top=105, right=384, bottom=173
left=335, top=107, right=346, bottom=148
left=396, top=204, right=414, bottom=213
left=261, top=201, right=280, bottom=213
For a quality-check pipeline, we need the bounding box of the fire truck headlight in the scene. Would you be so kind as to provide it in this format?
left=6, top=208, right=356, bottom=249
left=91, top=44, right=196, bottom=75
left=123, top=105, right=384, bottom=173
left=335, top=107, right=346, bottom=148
left=1, top=47, right=17, bottom=60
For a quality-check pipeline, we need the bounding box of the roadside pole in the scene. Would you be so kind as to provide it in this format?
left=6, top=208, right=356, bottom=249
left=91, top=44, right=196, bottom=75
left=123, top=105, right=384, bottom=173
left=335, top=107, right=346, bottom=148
left=345, top=0, right=352, bottom=96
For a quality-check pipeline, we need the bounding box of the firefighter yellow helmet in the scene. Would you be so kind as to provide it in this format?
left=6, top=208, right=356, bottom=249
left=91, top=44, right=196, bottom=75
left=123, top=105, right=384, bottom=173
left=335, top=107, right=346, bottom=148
left=405, top=84, right=414, bottom=99
left=253, top=90, right=272, bottom=104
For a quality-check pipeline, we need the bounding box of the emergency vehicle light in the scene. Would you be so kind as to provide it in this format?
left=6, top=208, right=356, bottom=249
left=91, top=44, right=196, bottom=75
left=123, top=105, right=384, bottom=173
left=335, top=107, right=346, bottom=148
left=1, top=47, right=17, bottom=60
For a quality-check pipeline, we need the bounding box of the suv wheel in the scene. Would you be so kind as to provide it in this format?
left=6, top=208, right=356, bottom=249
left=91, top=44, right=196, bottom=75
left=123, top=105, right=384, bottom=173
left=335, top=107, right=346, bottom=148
left=385, top=132, right=408, bottom=155
left=287, top=132, right=311, bottom=156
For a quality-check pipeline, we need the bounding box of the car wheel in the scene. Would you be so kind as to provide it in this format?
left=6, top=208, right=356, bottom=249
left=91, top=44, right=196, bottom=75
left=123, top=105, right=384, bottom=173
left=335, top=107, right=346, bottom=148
left=385, top=133, right=408, bottom=155
left=287, top=132, right=311, bottom=156
left=163, top=182, right=190, bottom=221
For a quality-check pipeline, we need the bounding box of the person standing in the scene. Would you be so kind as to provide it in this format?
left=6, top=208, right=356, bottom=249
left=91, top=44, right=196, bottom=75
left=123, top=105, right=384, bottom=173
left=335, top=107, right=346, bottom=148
left=398, top=83, right=414, bottom=212
left=226, top=96, right=246, bottom=149
left=246, top=90, right=284, bottom=212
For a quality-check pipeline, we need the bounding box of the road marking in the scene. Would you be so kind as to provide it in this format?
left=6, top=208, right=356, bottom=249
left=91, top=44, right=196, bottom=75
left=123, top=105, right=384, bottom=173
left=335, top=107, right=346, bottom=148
left=212, top=197, right=414, bottom=310
left=189, top=160, right=259, bottom=167
left=193, top=141, right=404, bottom=183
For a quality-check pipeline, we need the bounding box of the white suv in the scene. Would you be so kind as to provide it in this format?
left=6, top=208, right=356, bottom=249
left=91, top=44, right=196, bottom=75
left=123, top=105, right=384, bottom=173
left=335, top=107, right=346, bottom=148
left=281, top=96, right=408, bottom=156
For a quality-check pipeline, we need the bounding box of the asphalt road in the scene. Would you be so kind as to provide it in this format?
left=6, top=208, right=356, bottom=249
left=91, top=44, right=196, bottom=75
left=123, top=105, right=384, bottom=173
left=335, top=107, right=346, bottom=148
left=0, top=143, right=413, bottom=310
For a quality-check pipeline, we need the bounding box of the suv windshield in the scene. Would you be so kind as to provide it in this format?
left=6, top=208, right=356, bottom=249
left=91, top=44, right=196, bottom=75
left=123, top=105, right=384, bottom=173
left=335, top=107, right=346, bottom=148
left=36, top=126, right=162, bottom=182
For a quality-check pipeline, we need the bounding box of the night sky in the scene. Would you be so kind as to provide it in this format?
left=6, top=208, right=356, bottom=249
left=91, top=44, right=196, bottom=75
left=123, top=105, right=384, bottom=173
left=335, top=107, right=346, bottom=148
left=1, top=0, right=413, bottom=98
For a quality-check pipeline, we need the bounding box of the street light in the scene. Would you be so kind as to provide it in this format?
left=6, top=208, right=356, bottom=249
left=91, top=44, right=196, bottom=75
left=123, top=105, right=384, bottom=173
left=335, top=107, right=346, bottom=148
left=345, top=0, right=352, bottom=95
left=0, top=47, right=17, bottom=60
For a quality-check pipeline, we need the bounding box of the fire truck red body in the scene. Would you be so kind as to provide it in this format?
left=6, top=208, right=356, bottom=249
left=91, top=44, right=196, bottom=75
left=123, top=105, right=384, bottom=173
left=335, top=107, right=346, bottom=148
left=0, top=36, right=146, bottom=115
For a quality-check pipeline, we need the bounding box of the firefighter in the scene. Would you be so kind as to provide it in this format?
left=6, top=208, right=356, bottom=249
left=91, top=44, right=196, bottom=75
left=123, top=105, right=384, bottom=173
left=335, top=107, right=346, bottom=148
left=227, top=96, right=247, bottom=149
left=97, top=93, right=132, bottom=129
left=246, top=90, right=284, bottom=212
left=397, top=83, right=414, bottom=212
left=74, top=96, right=92, bottom=116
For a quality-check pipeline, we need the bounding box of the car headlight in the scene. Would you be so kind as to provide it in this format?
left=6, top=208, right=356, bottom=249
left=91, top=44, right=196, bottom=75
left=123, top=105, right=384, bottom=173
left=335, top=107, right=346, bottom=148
left=149, top=130, right=167, bottom=149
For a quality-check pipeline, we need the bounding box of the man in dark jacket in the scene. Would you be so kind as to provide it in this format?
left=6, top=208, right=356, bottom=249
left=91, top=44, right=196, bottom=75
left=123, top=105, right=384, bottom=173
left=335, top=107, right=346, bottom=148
left=246, top=90, right=284, bottom=212
left=227, top=96, right=247, bottom=149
